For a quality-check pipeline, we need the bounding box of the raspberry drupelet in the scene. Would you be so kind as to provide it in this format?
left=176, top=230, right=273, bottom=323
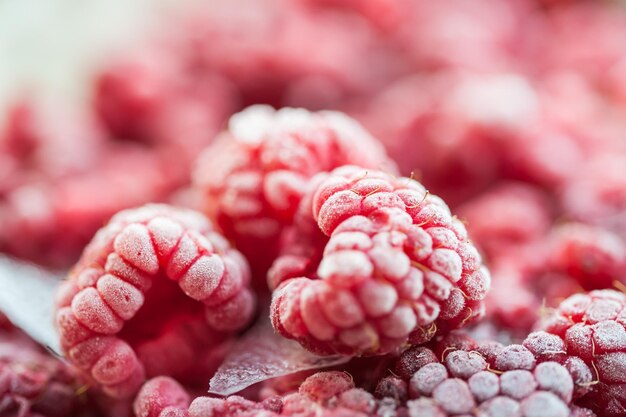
left=55, top=204, right=255, bottom=398
left=193, top=106, right=394, bottom=280
left=270, top=165, right=490, bottom=355
left=540, top=290, right=626, bottom=416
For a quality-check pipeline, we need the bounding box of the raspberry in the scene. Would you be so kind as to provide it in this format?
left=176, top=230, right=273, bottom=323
left=171, top=0, right=389, bottom=109
left=55, top=204, right=255, bottom=398
left=358, top=71, right=590, bottom=205
left=456, top=182, right=552, bottom=259
left=189, top=371, right=371, bottom=417
left=545, top=223, right=626, bottom=291
left=484, top=258, right=542, bottom=334
left=388, top=338, right=590, bottom=417
left=133, top=377, right=191, bottom=417
left=540, top=290, right=626, bottom=416
left=298, top=371, right=353, bottom=403
left=567, top=151, right=624, bottom=221
left=271, top=166, right=490, bottom=355
left=93, top=49, right=236, bottom=153
left=0, top=329, right=80, bottom=417
left=194, top=107, right=394, bottom=280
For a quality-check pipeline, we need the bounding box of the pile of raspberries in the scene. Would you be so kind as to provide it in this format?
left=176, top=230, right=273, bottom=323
left=2, top=0, right=626, bottom=416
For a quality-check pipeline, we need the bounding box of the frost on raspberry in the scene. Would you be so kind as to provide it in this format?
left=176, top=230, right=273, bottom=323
left=133, top=376, right=191, bottom=417
left=270, top=166, right=490, bottom=355
left=372, top=336, right=594, bottom=417
left=192, top=371, right=375, bottom=417
left=193, top=106, right=394, bottom=281
left=55, top=204, right=256, bottom=398
left=540, top=290, right=626, bottom=416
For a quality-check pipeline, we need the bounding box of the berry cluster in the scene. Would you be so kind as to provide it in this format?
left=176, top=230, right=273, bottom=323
left=2, top=0, right=626, bottom=416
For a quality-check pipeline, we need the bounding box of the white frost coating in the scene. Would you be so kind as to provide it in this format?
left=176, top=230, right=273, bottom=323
left=208, top=318, right=349, bottom=396
left=228, top=104, right=275, bottom=145
left=0, top=256, right=61, bottom=353
left=318, top=250, right=373, bottom=281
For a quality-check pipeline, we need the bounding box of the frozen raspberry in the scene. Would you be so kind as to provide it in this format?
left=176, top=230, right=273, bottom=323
left=0, top=99, right=192, bottom=269
left=194, top=106, right=394, bottom=280
left=0, top=329, right=81, bottom=417
left=561, top=155, right=626, bottom=241
left=133, top=377, right=191, bottom=417
left=298, top=371, right=354, bottom=403
left=484, top=257, right=542, bottom=334
left=390, top=338, right=590, bottom=417
left=540, top=290, right=626, bottom=416
left=171, top=0, right=392, bottom=109
left=545, top=223, right=626, bottom=291
left=93, top=49, right=236, bottom=156
left=358, top=71, right=589, bottom=206
left=189, top=371, right=371, bottom=417
left=271, top=166, right=490, bottom=355
left=374, top=376, right=407, bottom=403
left=55, top=204, right=255, bottom=398
left=456, top=182, right=552, bottom=259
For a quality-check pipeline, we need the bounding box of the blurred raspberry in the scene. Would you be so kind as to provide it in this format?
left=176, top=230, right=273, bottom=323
left=457, top=182, right=552, bottom=259
left=55, top=204, right=255, bottom=398
left=93, top=48, right=237, bottom=157
left=561, top=155, right=626, bottom=240
left=0, top=101, right=189, bottom=268
left=544, top=223, right=626, bottom=291
left=271, top=166, right=490, bottom=355
left=171, top=0, right=396, bottom=109
left=483, top=257, right=543, bottom=335
left=387, top=0, right=523, bottom=72
left=189, top=371, right=375, bottom=417
left=0, top=145, right=180, bottom=268
left=194, top=106, right=394, bottom=282
left=133, top=377, right=190, bottom=417
left=540, top=290, right=626, bottom=416
left=0, top=329, right=81, bottom=417
left=357, top=71, right=590, bottom=206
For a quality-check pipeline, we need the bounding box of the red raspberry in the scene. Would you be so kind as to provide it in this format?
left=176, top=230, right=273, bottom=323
left=561, top=155, right=626, bottom=240
left=194, top=107, right=394, bottom=280
left=484, top=257, right=542, bottom=334
left=0, top=330, right=80, bottom=417
left=358, top=71, right=588, bottom=206
left=171, top=0, right=389, bottom=109
left=55, top=204, right=255, bottom=398
left=387, top=340, right=591, bottom=417
left=540, top=290, right=626, bottom=416
left=133, top=377, right=191, bottom=417
left=189, top=371, right=374, bottom=417
left=456, top=182, right=552, bottom=260
left=271, top=166, right=490, bottom=355
left=93, top=49, right=236, bottom=154
left=545, top=223, right=626, bottom=291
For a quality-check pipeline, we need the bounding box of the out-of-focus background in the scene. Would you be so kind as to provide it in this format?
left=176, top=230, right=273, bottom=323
left=1, top=0, right=625, bottom=270
left=0, top=0, right=198, bottom=113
